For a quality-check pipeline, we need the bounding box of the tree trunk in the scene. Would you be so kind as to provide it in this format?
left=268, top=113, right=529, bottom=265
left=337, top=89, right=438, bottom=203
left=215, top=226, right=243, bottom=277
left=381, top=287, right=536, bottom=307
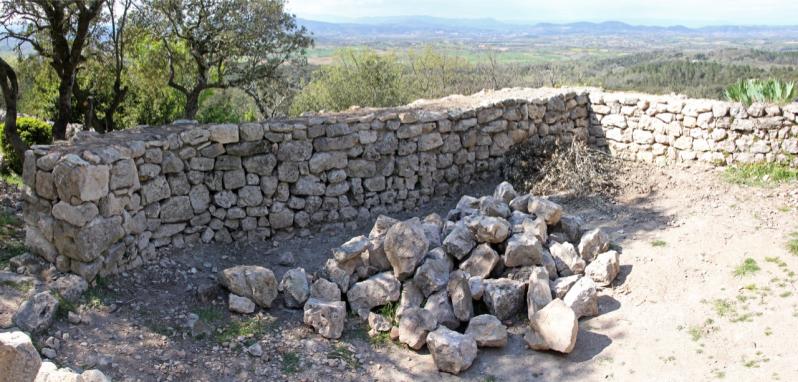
left=0, top=58, right=27, bottom=164
left=52, top=73, right=76, bottom=140
left=184, top=89, right=202, bottom=120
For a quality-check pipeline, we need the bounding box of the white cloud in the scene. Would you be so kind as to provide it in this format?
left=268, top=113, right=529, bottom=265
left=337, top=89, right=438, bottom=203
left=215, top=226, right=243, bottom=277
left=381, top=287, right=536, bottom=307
left=285, top=0, right=798, bottom=26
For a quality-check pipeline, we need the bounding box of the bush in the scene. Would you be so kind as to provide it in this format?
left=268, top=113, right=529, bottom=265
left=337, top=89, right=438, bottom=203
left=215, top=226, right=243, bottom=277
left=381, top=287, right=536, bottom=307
left=0, top=117, right=52, bottom=174
left=724, top=79, right=798, bottom=106
left=290, top=49, right=410, bottom=115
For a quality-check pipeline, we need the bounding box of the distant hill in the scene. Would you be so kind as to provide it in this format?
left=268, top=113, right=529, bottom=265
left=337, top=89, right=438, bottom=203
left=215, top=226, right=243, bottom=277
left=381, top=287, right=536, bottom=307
left=298, top=16, right=798, bottom=41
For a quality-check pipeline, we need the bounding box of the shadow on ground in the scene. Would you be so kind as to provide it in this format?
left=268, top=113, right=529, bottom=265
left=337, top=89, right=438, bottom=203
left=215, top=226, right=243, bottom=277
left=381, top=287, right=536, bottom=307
left=41, top=170, right=674, bottom=381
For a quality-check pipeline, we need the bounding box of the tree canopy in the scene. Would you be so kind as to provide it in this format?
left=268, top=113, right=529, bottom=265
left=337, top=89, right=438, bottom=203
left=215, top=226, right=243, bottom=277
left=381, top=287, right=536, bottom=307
left=143, top=0, right=312, bottom=118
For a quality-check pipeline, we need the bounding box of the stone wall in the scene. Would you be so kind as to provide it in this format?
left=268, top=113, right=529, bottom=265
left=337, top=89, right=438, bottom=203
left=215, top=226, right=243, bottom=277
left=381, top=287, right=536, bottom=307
left=588, top=91, right=798, bottom=165
left=20, top=88, right=798, bottom=280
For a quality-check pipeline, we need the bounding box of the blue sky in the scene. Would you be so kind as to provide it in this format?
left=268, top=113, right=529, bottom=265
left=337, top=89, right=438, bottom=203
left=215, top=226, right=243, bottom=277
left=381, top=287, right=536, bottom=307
left=285, top=0, right=798, bottom=27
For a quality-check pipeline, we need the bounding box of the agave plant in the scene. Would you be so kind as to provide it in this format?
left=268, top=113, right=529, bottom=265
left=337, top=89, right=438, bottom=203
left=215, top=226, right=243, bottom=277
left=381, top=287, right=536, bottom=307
left=725, top=78, right=798, bottom=106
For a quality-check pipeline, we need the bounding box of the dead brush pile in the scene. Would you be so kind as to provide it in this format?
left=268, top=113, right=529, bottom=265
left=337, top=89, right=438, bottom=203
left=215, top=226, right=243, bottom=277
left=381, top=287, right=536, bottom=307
left=503, top=139, right=620, bottom=197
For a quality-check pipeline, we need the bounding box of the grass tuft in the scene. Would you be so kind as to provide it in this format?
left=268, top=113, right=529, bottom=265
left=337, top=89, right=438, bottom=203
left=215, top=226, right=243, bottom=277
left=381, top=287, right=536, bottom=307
left=723, top=163, right=798, bottom=187
left=327, top=345, right=360, bottom=369
left=651, top=239, right=667, bottom=247
left=734, top=258, right=760, bottom=277
left=55, top=294, right=77, bottom=319
left=0, top=209, right=24, bottom=268
left=712, top=299, right=735, bottom=317
left=215, top=316, right=270, bottom=344
left=82, top=277, right=112, bottom=309
left=787, top=232, right=798, bottom=256
left=378, top=301, right=398, bottom=325
left=195, top=306, right=225, bottom=324
left=281, top=351, right=300, bottom=374
left=0, top=278, right=33, bottom=293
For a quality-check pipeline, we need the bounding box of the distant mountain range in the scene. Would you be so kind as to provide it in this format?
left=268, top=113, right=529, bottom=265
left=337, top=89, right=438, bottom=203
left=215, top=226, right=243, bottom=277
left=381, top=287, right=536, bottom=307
left=298, top=16, right=798, bottom=40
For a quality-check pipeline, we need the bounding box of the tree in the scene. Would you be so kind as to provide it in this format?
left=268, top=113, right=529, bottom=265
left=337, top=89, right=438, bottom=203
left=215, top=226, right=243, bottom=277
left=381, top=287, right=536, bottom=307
left=86, top=0, right=135, bottom=132
left=0, top=0, right=106, bottom=140
left=0, top=56, right=25, bottom=162
left=290, top=49, right=409, bottom=115
left=145, top=0, right=311, bottom=119
left=241, top=57, right=308, bottom=118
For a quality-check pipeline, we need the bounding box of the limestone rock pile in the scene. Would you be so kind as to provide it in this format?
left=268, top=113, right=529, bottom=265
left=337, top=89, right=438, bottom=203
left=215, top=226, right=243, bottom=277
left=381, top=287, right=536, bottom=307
left=302, top=181, right=621, bottom=374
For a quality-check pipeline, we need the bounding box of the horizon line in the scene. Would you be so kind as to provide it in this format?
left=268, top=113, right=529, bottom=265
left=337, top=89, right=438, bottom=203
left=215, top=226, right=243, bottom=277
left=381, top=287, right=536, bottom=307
left=296, top=14, right=798, bottom=29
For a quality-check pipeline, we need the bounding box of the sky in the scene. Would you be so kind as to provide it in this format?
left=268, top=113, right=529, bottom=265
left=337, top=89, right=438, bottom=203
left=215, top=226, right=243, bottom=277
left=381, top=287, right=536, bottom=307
left=285, top=0, right=798, bottom=27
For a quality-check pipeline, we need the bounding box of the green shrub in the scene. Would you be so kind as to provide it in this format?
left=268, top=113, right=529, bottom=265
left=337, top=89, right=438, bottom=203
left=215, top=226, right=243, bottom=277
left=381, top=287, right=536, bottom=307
left=724, top=79, right=798, bottom=106
left=0, top=117, right=52, bottom=174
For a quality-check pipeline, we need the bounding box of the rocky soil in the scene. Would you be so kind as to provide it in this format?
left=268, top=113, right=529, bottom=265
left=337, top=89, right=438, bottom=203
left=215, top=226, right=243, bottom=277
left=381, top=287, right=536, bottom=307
left=3, top=161, right=798, bottom=381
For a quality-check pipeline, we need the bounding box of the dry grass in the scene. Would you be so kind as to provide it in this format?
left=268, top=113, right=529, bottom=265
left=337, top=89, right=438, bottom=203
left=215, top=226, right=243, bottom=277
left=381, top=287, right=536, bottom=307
left=504, top=138, right=620, bottom=197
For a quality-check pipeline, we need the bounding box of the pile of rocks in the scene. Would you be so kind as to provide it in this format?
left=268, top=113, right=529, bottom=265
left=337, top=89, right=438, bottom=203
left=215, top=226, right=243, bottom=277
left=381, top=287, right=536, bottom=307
left=298, top=181, right=619, bottom=374
left=214, top=181, right=619, bottom=374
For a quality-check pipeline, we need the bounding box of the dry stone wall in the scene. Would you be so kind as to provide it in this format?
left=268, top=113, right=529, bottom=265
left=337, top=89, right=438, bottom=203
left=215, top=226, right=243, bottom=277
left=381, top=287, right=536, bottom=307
left=20, top=88, right=798, bottom=280
left=588, top=91, right=798, bottom=165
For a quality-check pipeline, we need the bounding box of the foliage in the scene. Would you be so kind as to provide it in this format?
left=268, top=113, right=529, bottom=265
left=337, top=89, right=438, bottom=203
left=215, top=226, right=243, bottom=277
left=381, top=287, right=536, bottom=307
left=0, top=0, right=106, bottom=139
left=0, top=172, right=22, bottom=188
left=787, top=232, right=798, bottom=256
left=14, top=56, right=59, bottom=121
left=194, top=306, right=225, bottom=323
left=291, top=49, right=409, bottom=114
left=725, top=79, right=798, bottom=106
left=241, top=58, right=311, bottom=118
left=55, top=294, right=77, bottom=320
left=281, top=351, right=300, bottom=374
left=196, top=89, right=258, bottom=124
left=723, top=163, right=798, bottom=186
left=143, top=0, right=312, bottom=118
left=0, top=207, right=24, bottom=268
left=734, top=258, right=760, bottom=277
left=327, top=345, right=359, bottom=369
left=215, top=315, right=270, bottom=344
left=121, top=31, right=188, bottom=126
left=0, top=116, right=52, bottom=174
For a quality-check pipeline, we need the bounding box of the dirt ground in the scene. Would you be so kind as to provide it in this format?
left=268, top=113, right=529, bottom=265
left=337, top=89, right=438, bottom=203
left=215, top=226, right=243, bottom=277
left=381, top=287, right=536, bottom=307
left=7, top=161, right=798, bottom=382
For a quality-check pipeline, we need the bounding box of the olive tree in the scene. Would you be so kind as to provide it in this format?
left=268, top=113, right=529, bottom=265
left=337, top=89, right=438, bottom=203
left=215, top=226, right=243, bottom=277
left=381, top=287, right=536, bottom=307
left=145, top=0, right=311, bottom=119
left=0, top=0, right=106, bottom=140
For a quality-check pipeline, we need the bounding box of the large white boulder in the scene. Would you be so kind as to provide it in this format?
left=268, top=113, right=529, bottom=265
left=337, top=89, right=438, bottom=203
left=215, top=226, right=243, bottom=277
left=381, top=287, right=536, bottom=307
left=398, top=307, right=437, bottom=350
left=528, top=298, right=578, bottom=353
left=0, top=331, right=41, bottom=382
left=564, top=276, right=599, bottom=318
left=218, top=265, right=278, bottom=308
left=465, top=314, right=507, bottom=348
left=585, top=250, right=620, bottom=286
left=346, top=272, right=401, bottom=317
left=578, top=228, right=610, bottom=262
left=303, top=298, right=346, bottom=339
left=384, top=219, right=430, bottom=280
left=426, top=327, right=478, bottom=375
